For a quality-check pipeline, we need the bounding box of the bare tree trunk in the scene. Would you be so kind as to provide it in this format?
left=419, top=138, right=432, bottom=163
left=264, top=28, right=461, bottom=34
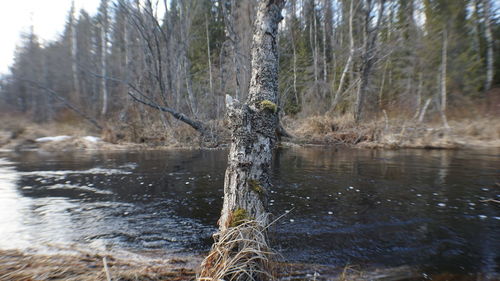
left=206, top=14, right=214, bottom=96
left=199, top=0, right=285, bottom=279
left=100, top=23, right=108, bottom=116
left=440, top=28, right=450, bottom=129
left=418, top=98, right=431, bottom=123
left=331, top=0, right=354, bottom=110
left=313, top=6, right=319, bottom=83
left=99, top=1, right=108, bottom=117
left=223, top=0, right=243, bottom=100
left=354, top=0, right=385, bottom=123
left=322, top=0, right=328, bottom=81
left=413, top=73, right=423, bottom=119
left=292, top=29, right=299, bottom=105
left=218, top=0, right=284, bottom=231
left=70, top=1, right=80, bottom=98
left=484, top=0, right=494, bottom=91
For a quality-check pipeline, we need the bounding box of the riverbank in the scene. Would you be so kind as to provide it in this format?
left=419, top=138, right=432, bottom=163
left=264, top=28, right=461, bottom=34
left=286, top=114, right=500, bottom=149
left=2, top=249, right=495, bottom=281
left=0, top=249, right=197, bottom=281
left=0, top=112, right=498, bottom=151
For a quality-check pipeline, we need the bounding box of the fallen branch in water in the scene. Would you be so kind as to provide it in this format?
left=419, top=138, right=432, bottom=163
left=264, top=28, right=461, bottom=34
left=480, top=199, right=500, bottom=204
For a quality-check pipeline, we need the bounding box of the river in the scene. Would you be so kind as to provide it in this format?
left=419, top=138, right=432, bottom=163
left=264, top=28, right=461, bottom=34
left=0, top=147, right=498, bottom=278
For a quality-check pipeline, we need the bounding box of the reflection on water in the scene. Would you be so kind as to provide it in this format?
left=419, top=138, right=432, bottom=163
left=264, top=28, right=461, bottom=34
left=0, top=148, right=499, bottom=276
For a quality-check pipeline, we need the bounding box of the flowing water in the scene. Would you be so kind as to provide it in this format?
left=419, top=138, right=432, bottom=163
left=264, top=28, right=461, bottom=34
left=0, top=147, right=499, bottom=277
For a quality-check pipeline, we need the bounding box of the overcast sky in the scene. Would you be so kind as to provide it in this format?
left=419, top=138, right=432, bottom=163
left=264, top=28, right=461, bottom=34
left=0, top=0, right=101, bottom=75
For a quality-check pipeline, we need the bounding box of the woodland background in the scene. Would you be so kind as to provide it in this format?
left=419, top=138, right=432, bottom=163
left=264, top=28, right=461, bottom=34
left=0, top=0, right=498, bottom=147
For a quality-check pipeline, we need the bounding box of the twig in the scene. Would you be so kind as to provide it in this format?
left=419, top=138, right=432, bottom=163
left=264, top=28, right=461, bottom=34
left=103, top=257, right=112, bottom=281
left=480, top=199, right=500, bottom=204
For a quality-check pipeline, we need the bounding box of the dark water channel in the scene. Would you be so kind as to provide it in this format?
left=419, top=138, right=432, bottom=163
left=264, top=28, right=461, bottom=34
left=0, top=147, right=499, bottom=277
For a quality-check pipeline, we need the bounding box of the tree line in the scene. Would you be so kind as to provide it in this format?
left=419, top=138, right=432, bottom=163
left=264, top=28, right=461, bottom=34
left=0, top=0, right=498, bottom=140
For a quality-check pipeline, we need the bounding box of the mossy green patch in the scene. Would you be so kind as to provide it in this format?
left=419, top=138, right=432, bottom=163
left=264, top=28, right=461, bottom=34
left=259, top=100, right=277, bottom=113
left=248, top=179, right=264, bottom=195
left=229, top=208, right=250, bottom=227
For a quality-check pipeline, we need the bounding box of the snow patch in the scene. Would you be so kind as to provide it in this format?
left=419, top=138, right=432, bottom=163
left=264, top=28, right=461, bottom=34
left=35, top=135, right=71, bottom=142
left=83, top=136, right=101, bottom=143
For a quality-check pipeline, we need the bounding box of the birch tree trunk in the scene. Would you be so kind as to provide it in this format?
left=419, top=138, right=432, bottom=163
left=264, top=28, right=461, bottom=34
left=70, top=1, right=80, bottom=99
left=313, top=7, right=319, bottom=83
left=483, top=0, right=494, bottom=91
left=199, top=0, right=285, bottom=279
left=99, top=0, right=108, bottom=117
left=206, top=15, right=214, bottom=96
left=100, top=23, right=108, bottom=116
left=219, top=0, right=284, bottom=232
left=440, top=28, right=450, bottom=129
left=322, top=0, right=328, bottom=81
left=331, top=0, right=354, bottom=110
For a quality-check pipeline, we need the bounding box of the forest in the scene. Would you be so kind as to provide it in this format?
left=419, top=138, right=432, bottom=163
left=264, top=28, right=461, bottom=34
left=0, top=1, right=499, bottom=280
left=0, top=0, right=499, bottom=148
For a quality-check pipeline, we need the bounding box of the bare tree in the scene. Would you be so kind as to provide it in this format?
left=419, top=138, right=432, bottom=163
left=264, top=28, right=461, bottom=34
left=439, top=27, right=450, bottom=129
left=354, top=0, right=385, bottom=123
left=331, top=0, right=355, bottom=111
left=199, top=0, right=285, bottom=279
left=205, top=14, right=214, bottom=96
left=483, top=0, right=494, bottom=91
left=70, top=1, right=80, bottom=98
left=99, top=0, right=109, bottom=116
left=222, top=0, right=243, bottom=100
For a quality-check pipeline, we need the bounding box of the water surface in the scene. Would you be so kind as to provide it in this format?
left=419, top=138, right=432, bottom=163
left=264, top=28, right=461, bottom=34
left=0, top=147, right=498, bottom=276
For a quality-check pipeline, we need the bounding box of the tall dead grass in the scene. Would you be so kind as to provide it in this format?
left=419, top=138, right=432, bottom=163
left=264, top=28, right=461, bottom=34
left=286, top=114, right=379, bottom=145
left=285, top=108, right=500, bottom=149
left=199, top=215, right=279, bottom=281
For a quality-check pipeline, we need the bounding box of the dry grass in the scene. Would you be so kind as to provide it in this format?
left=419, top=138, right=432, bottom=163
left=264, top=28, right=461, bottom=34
left=285, top=110, right=500, bottom=149
left=198, top=215, right=279, bottom=281
left=0, top=249, right=196, bottom=281
left=286, top=115, right=379, bottom=145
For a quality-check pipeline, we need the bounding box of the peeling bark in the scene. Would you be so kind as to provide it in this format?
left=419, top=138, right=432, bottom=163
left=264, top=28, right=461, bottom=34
left=199, top=2, right=285, bottom=279
left=218, top=0, right=285, bottom=231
